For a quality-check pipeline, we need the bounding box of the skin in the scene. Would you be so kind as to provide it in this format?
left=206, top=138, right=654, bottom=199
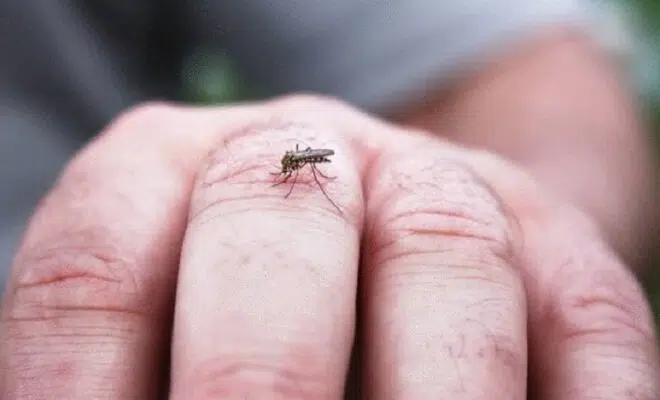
left=0, top=96, right=658, bottom=398
left=399, top=29, right=659, bottom=271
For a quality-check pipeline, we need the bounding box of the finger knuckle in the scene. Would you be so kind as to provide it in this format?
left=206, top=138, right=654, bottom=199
left=190, top=118, right=351, bottom=222
left=546, top=246, right=656, bottom=345
left=189, top=124, right=281, bottom=223
left=6, top=242, right=148, bottom=324
left=199, top=122, right=275, bottom=187
left=2, top=245, right=147, bottom=396
left=371, top=155, right=515, bottom=275
left=183, top=356, right=332, bottom=399
left=548, top=261, right=660, bottom=399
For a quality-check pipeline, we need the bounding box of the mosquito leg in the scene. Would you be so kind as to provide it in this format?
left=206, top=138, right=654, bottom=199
left=284, top=169, right=299, bottom=198
left=272, top=171, right=291, bottom=187
left=315, top=166, right=337, bottom=180
left=311, top=164, right=342, bottom=215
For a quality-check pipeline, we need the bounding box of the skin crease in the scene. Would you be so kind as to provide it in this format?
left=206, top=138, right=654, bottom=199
left=0, top=31, right=659, bottom=399
left=398, top=28, right=659, bottom=273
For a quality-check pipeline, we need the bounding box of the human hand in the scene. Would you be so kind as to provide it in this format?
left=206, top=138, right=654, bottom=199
left=1, top=96, right=658, bottom=399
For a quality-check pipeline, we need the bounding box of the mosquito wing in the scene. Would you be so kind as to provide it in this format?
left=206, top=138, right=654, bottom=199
left=293, top=148, right=335, bottom=159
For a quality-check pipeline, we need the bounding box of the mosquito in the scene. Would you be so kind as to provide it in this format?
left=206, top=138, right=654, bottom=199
left=270, top=144, right=342, bottom=214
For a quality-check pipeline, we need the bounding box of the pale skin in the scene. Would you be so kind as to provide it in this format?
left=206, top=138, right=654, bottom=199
left=1, top=31, right=659, bottom=399
left=400, top=29, right=658, bottom=271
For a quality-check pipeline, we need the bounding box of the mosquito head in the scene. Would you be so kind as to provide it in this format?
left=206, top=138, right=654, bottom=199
left=280, top=152, right=296, bottom=173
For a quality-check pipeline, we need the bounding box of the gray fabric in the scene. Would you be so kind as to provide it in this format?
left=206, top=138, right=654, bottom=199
left=0, top=0, right=597, bottom=291
left=201, top=0, right=597, bottom=113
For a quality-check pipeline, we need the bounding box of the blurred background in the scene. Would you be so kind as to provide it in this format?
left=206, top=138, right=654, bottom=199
left=180, top=0, right=660, bottom=324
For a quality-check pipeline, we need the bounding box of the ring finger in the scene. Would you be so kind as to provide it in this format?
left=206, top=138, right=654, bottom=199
left=361, top=145, right=528, bottom=398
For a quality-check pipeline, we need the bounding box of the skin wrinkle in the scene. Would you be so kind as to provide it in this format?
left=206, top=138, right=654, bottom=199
left=4, top=188, right=183, bottom=320
left=188, top=189, right=347, bottom=263
left=362, top=148, right=527, bottom=398
left=8, top=249, right=148, bottom=319
left=200, top=158, right=269, bottom=189
left=549, top=280, right=656, bottom=347
left=13, top=251, right=124, bottom=287
left=4, top=316, right=152, bottom=392
left=189, top=120, right=359, bottom=227
left=189, top=187, right=346, bottom=225
left=7, top=327, right=138, bottom=342
left=31, top=267, right=122, bottom=289
left=8, top=148, right=188, bottom=295
left=373, top=222, right=507, bottom=265
left=534, top=237, right=656, bottom=344
left=366, top=153, right=515, bottom=274
left=569, top=294, right=653, bottom=341
left=186, top=355, right=329, bottom=399
left=189, top=195, right=350, bottom=236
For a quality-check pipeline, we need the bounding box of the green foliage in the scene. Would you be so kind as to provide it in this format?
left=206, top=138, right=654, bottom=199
left=181, top=48, right=262, bottom=104
left=638, top=0, right=660, bottom=22
left=627, top=0, right=660, bottom=324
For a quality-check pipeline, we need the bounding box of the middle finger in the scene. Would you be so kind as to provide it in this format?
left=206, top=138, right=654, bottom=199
left=361, top=145, right=528, bottom=398
left=170, top=121, right=363, bottom=398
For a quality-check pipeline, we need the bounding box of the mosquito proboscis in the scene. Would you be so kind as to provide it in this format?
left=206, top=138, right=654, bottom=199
left=270, top=144, right=342, bottom=214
